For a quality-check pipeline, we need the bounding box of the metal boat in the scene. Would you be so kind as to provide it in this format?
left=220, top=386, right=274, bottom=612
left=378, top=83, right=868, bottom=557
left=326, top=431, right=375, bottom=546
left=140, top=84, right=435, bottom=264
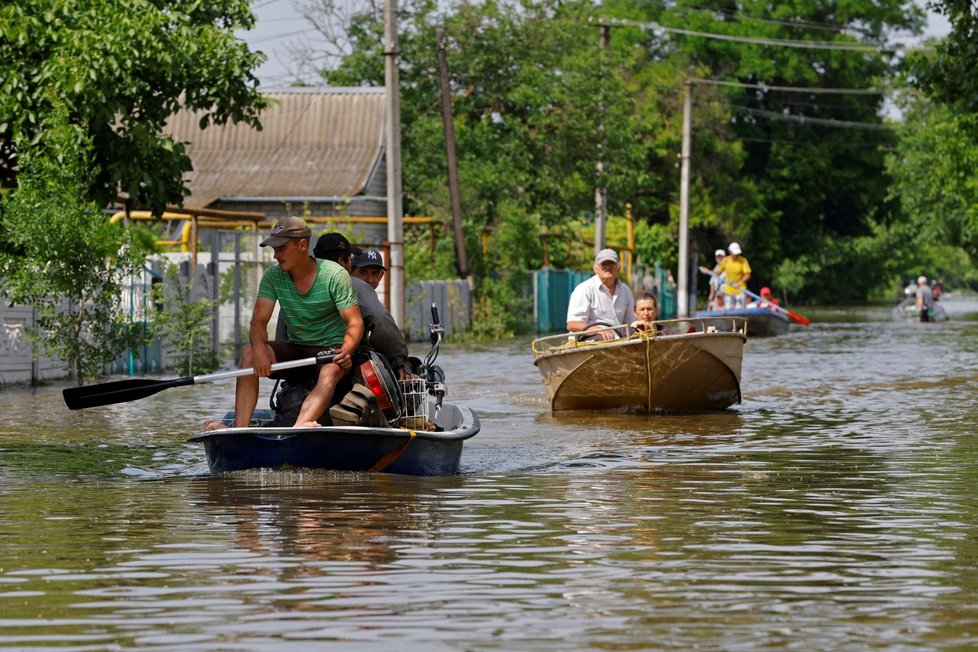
left=188, top=403, right=480, bottom=475
left=531, top=317, right=747, bottom=412
left=190, top=305, right=480, bottom=475
left=691, top=308, right=791, bottom=337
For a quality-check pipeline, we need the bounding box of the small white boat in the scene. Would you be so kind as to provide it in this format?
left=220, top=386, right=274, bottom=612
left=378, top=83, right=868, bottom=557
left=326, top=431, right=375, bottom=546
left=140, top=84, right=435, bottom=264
left=531, top=317, right=747, bottom=413
left=893, top=296, right=948, bottom=322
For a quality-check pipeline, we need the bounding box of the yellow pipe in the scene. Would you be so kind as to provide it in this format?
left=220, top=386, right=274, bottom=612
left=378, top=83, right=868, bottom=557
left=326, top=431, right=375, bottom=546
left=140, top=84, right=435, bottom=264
left=111, top=210, right=439, bottom=255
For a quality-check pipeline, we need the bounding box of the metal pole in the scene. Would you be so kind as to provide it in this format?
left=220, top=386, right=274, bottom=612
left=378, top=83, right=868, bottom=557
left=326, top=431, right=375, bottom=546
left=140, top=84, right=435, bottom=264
left=678, top=80, right=692, bottom=317
left=384, top=0, right=405, bottom=328
left=233, top=232, right=241, bottom=361
left=210, top=230, right=220, bottom=360
left=437, top=28, right=472, bottom=288
left=594, top=23, right=610, bottom=255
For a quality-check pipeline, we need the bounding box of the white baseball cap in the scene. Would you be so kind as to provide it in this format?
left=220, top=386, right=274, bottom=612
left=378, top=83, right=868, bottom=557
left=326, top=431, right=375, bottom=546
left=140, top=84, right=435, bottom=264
left=594, top=249, right=619, bottom=264
left=728, top=242, right=742, bottom=255
left=714, top=249, right=725, bottom=257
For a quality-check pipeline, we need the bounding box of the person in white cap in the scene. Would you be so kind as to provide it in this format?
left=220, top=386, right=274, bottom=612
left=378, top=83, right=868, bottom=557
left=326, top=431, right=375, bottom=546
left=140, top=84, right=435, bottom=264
left=707, top=248, right=726, bottom=311
left=915, top=275, right=933, bottom=322
left=566, top=248, right=635, bottom=340
left=715, top=242, right=751, bottom=310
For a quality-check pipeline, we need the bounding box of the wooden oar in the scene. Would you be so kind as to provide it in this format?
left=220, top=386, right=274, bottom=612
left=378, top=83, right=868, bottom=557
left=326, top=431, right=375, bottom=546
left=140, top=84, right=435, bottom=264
left=63, top=352, right=336, bottom=410
left=698, top=266, right=810, bottom=327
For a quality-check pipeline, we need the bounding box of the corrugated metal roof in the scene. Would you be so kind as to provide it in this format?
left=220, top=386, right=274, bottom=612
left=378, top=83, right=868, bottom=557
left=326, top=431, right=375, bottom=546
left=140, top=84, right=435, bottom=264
left=165, top=88, right=386, bottom=208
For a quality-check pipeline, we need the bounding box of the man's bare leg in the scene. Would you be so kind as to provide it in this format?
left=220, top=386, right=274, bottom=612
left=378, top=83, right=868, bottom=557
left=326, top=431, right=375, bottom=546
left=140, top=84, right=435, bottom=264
left=293, top=363, right=345, bottom=427
left=232, top=343, right=269, bottom=428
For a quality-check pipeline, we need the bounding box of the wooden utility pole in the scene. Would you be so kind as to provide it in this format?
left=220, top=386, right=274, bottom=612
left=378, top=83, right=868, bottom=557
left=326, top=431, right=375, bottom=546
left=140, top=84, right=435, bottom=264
left=437, top=28, right=472, bottom=288
left=384, top=0, right=405, bottom=327
left=678, top=79, right=692, bottom=317
left=594, top=23, right=610, bottom=255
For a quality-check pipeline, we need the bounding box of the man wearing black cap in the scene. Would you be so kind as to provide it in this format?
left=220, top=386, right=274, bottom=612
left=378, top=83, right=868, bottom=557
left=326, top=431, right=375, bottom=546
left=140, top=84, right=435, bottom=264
left=312, top=233, right=412, bottom=379
left=351, top=248, right=387, bottom=290
left=214, top=217, right=363, bottom=429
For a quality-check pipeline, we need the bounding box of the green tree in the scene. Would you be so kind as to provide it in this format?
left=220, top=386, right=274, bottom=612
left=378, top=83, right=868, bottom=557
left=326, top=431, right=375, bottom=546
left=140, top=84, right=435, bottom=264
left=150, top=262, right=219, bottom=376
left=315, top=0, right=662, bottom=330
left=0, top=0, right=268, bottom=215
left=310, top=0, right=927, bottom=307
left=0, top=111, right=151, bottom=384
left=641, top=0, right=923, bottom=301
left=912, top=0, right=978, bottom=116
left=884, top=89, right=978, bottom=288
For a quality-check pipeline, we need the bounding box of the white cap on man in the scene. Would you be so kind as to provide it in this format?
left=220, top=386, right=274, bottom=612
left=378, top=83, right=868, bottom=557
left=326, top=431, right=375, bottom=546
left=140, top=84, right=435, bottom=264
left=918, top=275, right=927, bottom=284
left=728, top=242, right=742, bottom=255
left=595, top=249, right=619, bottom=264
left=714, top=248, right=726, bottom=257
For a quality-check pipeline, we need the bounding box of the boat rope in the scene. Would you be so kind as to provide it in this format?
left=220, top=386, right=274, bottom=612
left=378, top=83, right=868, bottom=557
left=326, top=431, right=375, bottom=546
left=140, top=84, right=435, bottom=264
left=370, top=429, right=417, bottom=472
left=644, top=332, right=655, bottom=412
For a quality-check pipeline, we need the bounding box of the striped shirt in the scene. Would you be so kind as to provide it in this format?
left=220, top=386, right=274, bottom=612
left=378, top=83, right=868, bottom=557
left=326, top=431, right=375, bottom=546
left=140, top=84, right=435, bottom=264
left=258, top=258, right=358, bottom=347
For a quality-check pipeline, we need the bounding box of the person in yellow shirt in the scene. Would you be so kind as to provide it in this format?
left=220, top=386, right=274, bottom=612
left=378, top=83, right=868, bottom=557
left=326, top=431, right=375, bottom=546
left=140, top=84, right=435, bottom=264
left=716, top=242, right=751, bottom=310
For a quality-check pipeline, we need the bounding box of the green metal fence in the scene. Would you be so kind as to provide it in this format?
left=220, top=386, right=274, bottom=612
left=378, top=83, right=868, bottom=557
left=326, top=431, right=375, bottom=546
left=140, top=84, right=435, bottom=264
left=532, top=263, right=677, bottom=334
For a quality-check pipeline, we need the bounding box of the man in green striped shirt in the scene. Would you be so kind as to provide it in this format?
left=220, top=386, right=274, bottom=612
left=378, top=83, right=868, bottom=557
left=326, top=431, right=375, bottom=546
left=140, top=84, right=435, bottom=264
left=227, top=216, right=363, bottom=428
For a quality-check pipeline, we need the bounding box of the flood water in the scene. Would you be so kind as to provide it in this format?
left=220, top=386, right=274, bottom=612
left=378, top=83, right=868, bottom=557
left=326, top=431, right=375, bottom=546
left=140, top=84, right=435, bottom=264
left=3, top=297, right=978, bottom=650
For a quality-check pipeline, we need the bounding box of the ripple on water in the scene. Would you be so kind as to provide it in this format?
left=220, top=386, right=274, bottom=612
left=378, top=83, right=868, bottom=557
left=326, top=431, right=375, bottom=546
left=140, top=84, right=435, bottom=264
left=3, top=303, right=978, bottom=648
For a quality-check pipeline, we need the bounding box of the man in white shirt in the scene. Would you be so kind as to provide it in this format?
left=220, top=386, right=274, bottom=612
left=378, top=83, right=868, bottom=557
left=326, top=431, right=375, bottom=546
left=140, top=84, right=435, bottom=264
left=566, top=248, right=635, bottom=341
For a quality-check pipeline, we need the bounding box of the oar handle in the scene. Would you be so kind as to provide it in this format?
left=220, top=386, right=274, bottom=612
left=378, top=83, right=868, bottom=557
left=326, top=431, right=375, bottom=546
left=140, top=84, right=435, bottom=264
left=192, top=352, right=335, bottom=384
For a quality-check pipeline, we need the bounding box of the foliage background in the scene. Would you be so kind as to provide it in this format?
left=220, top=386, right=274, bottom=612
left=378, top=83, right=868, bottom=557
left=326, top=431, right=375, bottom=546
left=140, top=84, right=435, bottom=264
left=3, top=0, right=978, bottom=360
left=310, top=0, right=976, bottom=333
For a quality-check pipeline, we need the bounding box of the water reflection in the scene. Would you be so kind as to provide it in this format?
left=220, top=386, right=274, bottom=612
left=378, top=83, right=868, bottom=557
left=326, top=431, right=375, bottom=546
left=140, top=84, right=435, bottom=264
left=3, top=300, right=978, bottom=648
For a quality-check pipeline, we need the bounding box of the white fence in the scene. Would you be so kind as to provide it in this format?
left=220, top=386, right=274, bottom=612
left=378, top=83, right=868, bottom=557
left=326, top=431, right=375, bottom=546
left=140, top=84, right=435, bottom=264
left=0, top=305, right=65, bottom=386
left=0, top=247, right=472, bottom=386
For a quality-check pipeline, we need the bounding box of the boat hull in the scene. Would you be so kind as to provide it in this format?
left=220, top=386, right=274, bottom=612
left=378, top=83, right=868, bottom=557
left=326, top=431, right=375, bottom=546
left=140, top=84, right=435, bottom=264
left=189, top=405, right=481, bottom=475
left=532, top=323, right=746, bottom=412
left=692, top=308, right=790, bottom=337
left=892, top=297, right=948, bottom=322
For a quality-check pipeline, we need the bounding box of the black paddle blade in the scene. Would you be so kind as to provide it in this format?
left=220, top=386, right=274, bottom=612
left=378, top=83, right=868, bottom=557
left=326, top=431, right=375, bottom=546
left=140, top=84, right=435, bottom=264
left=63, top=376, right=194, bottom=410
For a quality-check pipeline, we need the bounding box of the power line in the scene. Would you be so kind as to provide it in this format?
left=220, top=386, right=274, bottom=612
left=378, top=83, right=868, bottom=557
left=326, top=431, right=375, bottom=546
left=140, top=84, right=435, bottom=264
left=592, top=16, right=929, bottom=52
left=675, top=4, right=921, bottom=37
left=729, top=105, right=894, bottom=130
left=692, top=78, right=884, bottom=94
left=676, top=6, right=850, bottom=33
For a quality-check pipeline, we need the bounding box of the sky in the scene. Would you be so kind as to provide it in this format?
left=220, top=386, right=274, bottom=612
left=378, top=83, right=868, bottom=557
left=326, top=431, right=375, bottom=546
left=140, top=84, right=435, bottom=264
left=237, top=0, right=953, bottom=88
left=238, top=0, right=319, bottom=88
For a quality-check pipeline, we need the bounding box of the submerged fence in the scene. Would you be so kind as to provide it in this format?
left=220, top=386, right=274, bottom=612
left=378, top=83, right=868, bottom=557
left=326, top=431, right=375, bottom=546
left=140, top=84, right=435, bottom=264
left=0, top=305, right=65, bottom=386
left=0, top=241, right=473, bottom=385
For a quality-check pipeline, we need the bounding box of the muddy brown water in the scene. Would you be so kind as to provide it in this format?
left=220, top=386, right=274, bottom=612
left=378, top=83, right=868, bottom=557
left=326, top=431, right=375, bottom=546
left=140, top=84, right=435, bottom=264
left=2, top=297, right=978, bottom=650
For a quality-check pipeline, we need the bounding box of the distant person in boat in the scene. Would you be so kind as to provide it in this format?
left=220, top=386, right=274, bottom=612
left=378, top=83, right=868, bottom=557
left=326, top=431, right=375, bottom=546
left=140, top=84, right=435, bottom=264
left=314, top=233, right=414, bottom=380
left=915, top=275, right=934, bottom=322
left=351, top=248, right=387, bottom=290
left=716, top=242, right=751, bottom=310
left=747, top=286, right=780, bottom=310
left=629, top=291, right=671, bottom=335
left=207, top=217, right=363, bottom=431
left=566, top=248, right=635, bottom=341
left=707, top=248, right=726, bottom=311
